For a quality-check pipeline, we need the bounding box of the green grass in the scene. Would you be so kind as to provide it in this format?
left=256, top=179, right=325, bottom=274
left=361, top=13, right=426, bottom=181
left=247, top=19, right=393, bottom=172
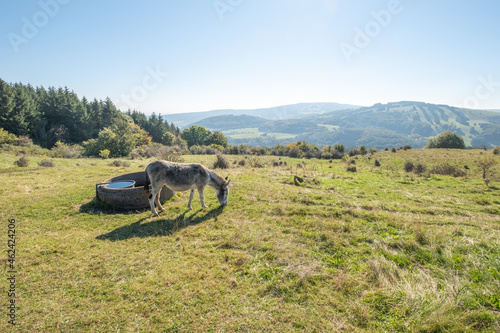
left=223, top=127, right=296, bottom=140
left=1, top=149, right=499, bottom=332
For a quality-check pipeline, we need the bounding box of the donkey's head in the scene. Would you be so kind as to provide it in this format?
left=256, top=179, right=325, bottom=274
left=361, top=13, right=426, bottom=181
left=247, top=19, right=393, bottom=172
left=215, top=177, right=230, bottom=206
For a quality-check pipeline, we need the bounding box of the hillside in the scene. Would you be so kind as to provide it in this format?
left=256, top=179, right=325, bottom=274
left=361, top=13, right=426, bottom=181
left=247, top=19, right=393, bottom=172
left=202, top=101, right=500, bottom=148
left=164, top=102, right=361, bottom=128
left=1, top=150, right=499, bottom=331
left=307, top=101, right=500, bottom=148
left=191, top=114, right=269, bottom=131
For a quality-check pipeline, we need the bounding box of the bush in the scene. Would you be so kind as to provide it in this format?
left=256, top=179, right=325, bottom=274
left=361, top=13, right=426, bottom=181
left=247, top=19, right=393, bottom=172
left=109, top=160, right=130, bottom=167
left=14, top=156, right=29, bottom=167
left=346, top=165, right=357, bottom=172
left=430, top=164, right=467, bottom=177
left=493, top=146, right=500, bottom=155
left=374, top=159, right=381, bottom=167
left=348, top=148, right=360, bottom=157
left=414, top=164, right=427, bottom=174
left=156, top=145, right=184, bottom=162
left=51, top=141, right=82, bottom=158
left=99, top=149, right=110, bottom=159
left=0, top=128, right=17, bottom=144
left=213, top=153, right=229, bottom=169
left=425, top=131, right=465, bottom=149
left=331, top=150, right=344, bottom=159
left=13, top=136, right=33, bottom=146
left=404, top=162, right=415, bottom=172
left=38, top=159, right=55, bottom=167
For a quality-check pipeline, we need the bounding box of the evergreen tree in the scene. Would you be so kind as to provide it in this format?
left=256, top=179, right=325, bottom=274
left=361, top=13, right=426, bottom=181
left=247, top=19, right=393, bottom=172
left=0, top=79, right=15, bottom=134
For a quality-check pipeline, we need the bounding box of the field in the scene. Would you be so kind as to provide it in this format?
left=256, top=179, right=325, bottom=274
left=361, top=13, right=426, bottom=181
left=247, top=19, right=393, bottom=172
left=223, top=127, right=297, bottom=140
left=1, top=149, right=499, bottom=332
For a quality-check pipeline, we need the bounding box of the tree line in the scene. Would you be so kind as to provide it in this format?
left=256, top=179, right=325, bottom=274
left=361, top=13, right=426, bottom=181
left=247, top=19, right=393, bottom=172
left=0, top=79, right=188, bottom=156
left=1, top=78, right=476, bottom=159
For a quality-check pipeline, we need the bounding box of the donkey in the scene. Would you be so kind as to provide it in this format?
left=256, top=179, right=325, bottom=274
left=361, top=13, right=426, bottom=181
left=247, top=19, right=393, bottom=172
left=144, top=160, right=230, bottom=217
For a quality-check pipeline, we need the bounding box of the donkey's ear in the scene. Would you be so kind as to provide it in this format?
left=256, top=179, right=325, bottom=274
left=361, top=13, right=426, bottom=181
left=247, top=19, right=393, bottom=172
left=225, top=176, right=228, bottom=180
left=226, top=179, right=231, bottom=186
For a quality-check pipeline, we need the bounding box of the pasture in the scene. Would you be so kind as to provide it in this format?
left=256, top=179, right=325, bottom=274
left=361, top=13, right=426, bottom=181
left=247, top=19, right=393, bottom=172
left=1, top=149, right=499, bottom=332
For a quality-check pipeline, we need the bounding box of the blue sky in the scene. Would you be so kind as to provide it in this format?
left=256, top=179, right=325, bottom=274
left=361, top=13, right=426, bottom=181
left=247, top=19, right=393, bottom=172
left=1, top=0, right=500, bottom=114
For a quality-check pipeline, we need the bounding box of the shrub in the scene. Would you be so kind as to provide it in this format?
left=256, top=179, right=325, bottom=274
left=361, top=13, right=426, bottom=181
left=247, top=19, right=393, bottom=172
left=425, top=131, right=465, bottom=149
left=414, top=164, right=427, bottom=174
left=430, top=164, right=467, bottom=177
left=38, top=159, right=55, bottom=167
left=238, top=159, right=246, bottom=167
left=346, top=165, right=357, bottom=172
left=109, top=160, right=130, bottom=167
left=13, top=136, right=33, bottom=146
left=14, top=156, right=29, bottom=167
left=248, top=157, right=264, bottom=168
left=51, top=141, right=82, bottom=158
left=493, top=146, right=500, bottom=155
left=0, top=128, right=17, bottom=144
left=404, top=162, right=415, bottom=172
left=156, top=145, right=183, bottom=162
left=348, top=148, right=360, bottom=157
left=331, top=150, right=344, bottom=160
left=213, top=153, right=229, bottom=169
left=99, top=149, right=110, bottom=159
left=374, top=159, right=381, bottom=167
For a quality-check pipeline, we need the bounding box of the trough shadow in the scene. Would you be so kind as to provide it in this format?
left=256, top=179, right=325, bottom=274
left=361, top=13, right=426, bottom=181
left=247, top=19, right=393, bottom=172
left=95, top=206, right=225, bottom=241
left=79, top=197, right=148, bottom=215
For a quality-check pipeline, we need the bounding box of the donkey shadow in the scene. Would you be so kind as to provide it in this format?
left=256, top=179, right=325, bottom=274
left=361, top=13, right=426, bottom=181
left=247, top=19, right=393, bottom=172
left=95, top=206, right=225, bottom=241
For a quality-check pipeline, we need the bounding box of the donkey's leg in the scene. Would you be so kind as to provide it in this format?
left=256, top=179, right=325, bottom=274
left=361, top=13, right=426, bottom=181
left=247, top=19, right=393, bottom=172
left=148, top=185, right=160, bottom=217
left=155, top=186, right=165, bottom=212
left=187, top=190, right=195, bottom=210
left=198, top=186, right=208, bottom=209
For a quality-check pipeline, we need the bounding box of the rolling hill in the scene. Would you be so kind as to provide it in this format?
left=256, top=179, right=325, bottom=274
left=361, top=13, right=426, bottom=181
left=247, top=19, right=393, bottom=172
left=187, top=101, right=500, bottom=148
left=163, top=102, right=361, bottom=128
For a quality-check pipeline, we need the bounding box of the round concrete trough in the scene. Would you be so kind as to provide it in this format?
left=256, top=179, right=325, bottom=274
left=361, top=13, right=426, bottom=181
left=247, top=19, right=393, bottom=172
left=96, top=171, right=175, bottom=209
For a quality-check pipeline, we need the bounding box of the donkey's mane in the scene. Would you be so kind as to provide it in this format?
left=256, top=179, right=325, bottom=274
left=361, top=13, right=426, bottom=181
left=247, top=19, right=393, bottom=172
left=208, top=169, right=226, bottom=188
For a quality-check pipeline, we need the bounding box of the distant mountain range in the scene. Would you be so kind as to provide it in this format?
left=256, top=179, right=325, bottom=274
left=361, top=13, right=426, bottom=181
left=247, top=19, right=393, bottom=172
left=166, top=101, right=500, bottom=148
left=163, top=102, right=361, bottom=128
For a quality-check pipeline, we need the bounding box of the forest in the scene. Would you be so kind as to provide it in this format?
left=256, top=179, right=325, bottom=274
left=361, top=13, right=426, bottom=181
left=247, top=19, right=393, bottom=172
left=0, top=79, right=182, bottom=152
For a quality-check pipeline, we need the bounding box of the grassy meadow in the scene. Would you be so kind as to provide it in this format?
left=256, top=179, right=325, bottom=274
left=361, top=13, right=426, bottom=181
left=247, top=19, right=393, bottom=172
left=1, top=148, right=499, bottom=332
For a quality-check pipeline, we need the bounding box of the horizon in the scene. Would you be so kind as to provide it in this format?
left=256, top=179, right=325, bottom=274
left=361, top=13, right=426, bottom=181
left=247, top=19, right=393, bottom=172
left=2, top=1, right=500, bottom=114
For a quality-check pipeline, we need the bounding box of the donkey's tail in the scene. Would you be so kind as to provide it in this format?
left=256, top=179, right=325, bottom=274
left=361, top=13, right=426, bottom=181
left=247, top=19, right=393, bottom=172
left=144, top=170, right=151, bottom=192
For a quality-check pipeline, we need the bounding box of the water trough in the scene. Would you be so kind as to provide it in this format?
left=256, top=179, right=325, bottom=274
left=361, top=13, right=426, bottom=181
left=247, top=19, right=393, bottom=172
left=96, top=171, right=175, bottom=209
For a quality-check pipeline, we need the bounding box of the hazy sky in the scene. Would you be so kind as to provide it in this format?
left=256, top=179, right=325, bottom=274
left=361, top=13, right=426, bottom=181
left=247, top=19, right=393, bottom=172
left=1, top=0, right=500, bottom=114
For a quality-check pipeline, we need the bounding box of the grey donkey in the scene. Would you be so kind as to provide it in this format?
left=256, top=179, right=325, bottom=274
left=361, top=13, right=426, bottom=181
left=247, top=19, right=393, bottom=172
left=144, top=160, right=230, bottom=216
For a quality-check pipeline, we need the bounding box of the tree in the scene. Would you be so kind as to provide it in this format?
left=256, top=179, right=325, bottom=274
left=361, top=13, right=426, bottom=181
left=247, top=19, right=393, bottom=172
left=334, top=144, right=345, bottom=153
left=161, top=132, right=176, bottom=146
left=181, top=126, right=212, bottom=147
left=206, top=131, right=228, bottom=148
left=425, top=131, right=465, bottom=149
left=0, top=79, right=15, bottom=134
